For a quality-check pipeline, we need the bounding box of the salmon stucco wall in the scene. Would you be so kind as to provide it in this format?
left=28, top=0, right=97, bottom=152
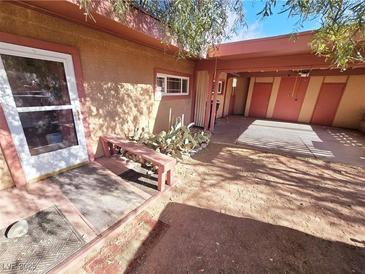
left=0, top=3, right=195, bottom=189
left=152, top=97, right=193, bottom=132
left=333, top=75, right=365, bottom=128
left=297, top=76, right=324, bottom=123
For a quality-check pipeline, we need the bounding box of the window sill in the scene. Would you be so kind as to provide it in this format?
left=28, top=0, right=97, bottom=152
left=155, top=94, right=191, bottom=101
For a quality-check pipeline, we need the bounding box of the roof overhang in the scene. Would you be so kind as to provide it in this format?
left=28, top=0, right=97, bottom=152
left=199, top=31, right=365, bottom=72
left=13, top=0, right=179, bottom=54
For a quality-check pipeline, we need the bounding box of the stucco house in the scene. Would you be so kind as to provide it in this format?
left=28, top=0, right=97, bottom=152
left=0, top=1, right=196, bottom=190
left=0, top=0, right=365, bottom=191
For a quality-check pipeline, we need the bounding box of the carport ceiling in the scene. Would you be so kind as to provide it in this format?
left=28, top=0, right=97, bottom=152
left=234, top=68, right=365, bottom=78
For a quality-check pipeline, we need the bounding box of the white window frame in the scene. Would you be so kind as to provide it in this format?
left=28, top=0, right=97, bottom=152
left=156, top=73, right=189, bottom=96
left=0, top=42, right=89, bottom=182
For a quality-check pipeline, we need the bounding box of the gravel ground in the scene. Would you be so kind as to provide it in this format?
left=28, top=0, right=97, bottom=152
left=83, top=142, right=365, bottom=274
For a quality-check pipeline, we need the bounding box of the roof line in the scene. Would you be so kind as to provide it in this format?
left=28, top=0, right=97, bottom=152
left=219, top=30, right=316, bottom=46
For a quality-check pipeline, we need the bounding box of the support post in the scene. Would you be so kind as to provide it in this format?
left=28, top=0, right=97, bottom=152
left=166, top=169, right=173, bottom=186
left=100, top=137, right=111, bottom=157
left=157, top=171, right=166, bottom=191
left=209, top=72, right=220, bottom=131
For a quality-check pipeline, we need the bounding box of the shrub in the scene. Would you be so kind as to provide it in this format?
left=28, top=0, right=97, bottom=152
left=129, top=118, right=210, bottom=159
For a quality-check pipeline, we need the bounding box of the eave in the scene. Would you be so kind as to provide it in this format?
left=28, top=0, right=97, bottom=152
left=13, top=0, right=179, bottom=54
left=208, top=31, right=315, bottom=60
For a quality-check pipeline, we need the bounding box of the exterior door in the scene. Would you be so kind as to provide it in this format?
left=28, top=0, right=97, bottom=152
left=311, top=83, right=346, bottom=126
left=249, top=82, right=272, bottom=118
left=272, top=77, right=309, bottom=122
left=0, top=42, right=88, bottom=182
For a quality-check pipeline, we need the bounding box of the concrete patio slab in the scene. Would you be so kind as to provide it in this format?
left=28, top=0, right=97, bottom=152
left=214, top=116, right=365, bottom=167
left=48, top=162, right=152, bottom=233
left=0, top=158, right=163, bottom=273
left=97, top=156, right=159, bottom=195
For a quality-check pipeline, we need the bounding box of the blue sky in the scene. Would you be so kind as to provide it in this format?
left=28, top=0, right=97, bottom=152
left=225, top=1, right=320, bottom=42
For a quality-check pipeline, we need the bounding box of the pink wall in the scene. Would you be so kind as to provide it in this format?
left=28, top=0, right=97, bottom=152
left=272, top=77, right=309, bottom=122
left=249, top=83, right=272, bottom=118
left=311, top=83, right=346, bottom=126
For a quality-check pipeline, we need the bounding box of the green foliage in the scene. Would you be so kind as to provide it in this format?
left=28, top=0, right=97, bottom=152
left=129, top=118, right=210, bottom=159
left=158, top=0, right=244, bottom=58
left=259, top=0, right=365, bottom=70
left=78, top=0, right=365, bottom=69
left=78, top=0, right=244, bottom=58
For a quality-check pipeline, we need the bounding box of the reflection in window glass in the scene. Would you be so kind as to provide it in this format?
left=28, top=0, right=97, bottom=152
left=182, top=79, right=188, bottom=93
left=1, top=54, right=71, bottom=107
left=167, top=77, right=182, bottom=93
left=19, top=109, right=78, bottom=155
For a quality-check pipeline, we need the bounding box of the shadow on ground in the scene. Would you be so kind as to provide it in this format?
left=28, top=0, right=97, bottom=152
left=126, top=202, right=365, bottom=274
left=49, top=163, right=149, bottom=233
left=82, top=135, right=365, bottom=273
left=213, top=116, right=365, bottom=167
left=188, top=143, right=365, bottom=229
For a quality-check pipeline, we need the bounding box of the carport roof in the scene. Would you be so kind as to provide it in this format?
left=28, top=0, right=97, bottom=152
left=197, top=30, right=365, bottom=72
left=208, top=31, right=314, bottom=60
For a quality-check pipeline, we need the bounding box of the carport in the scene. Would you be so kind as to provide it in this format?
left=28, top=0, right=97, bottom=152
left=193, top=31, right=365, bottom=166
left=212, top=116, right=365, bottom=167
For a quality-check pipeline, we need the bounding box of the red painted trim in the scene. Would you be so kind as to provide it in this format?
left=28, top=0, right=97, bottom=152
left=221, top=77, right=230, bottom=117
left=153, top=67, right=193, bottom=100
left=233, top=68, right=365, bottom=77
left=0, top=32, right=94, bottom=187
left=196, top=54, right=331, bottom=72
left=72, top=49, right=95, bottom=162
left=203, top=71, right=214, bottom=130
left=0, top=106, right=27, bottom=188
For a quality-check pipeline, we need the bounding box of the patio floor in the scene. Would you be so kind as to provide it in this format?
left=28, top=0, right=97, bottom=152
left=0, top=156, right=161, bottom=273
left=213, top=116, right=365, bottom=167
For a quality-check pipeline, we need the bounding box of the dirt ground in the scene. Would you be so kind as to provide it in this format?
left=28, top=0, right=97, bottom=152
left=82, top=142, right=365, bottom=274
